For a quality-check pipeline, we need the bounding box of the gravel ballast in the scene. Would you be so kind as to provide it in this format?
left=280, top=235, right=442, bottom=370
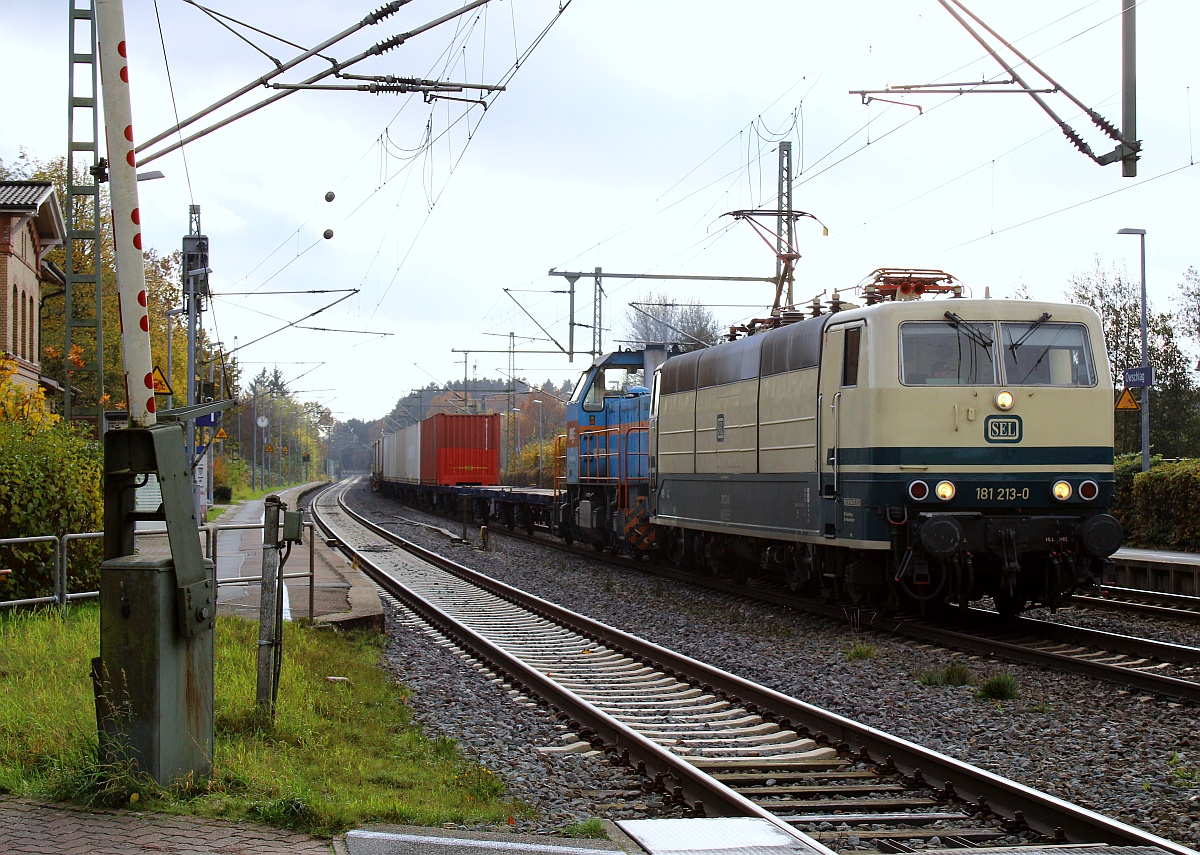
left=346, top=482, right=1200, bottom=847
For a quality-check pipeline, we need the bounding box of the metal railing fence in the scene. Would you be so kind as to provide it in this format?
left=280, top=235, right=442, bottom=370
left=1, top=521, right=316, bottom=620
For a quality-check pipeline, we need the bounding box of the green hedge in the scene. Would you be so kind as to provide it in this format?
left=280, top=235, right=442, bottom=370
left=0, top=422, right=103, bottom=601
left=1113, top=454, right=1200, bottom=550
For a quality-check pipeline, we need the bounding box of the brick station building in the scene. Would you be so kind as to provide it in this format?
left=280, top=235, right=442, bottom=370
left=0, top=180, right=65, bottom=398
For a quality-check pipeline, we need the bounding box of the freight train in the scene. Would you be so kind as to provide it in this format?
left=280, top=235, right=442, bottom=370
left=373, top=269, right=1123, bottom=615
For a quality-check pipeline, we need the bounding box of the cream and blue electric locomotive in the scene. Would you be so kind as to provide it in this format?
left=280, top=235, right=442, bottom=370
left=558, top=269, right=1122, bottom=615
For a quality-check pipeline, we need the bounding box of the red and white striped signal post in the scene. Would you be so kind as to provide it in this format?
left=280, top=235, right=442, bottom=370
left=94, top=0, right=213, bottom=786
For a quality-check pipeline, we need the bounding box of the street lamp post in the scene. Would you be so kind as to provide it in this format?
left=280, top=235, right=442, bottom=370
left=533, top=399, right=544, bottom=487
left=1117, top=228, right=1150, bottom=472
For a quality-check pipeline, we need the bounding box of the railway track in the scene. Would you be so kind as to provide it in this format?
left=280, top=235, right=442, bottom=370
left=431, top=503, right=1200, bottom=705
left=866, top=610, right=1200, bottom=705
left=1072, top=587, right=1200, bottom=623
left=316, top=480, right=1194, bottom=855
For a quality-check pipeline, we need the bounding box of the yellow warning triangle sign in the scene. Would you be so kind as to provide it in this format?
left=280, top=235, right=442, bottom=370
left=1115, top=388, right=1140, bottom=411
left=265, top=444, right=274, bottom=454
left=214, top=427, right=228, bottom=440
left=152, top=366, right=173, bottom=395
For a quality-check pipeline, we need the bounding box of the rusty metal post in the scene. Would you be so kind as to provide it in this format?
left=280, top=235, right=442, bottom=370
left=307, top=520, right=315, bottom=623
left=256, top=495, right=282, bottom=715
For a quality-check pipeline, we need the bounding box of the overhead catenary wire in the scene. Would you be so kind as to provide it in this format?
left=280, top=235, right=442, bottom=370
left=364, top=0, right=575, bottom=319
left=217, top=1, right=572, bottom=331
left=151, top=0, right=194, bottom=203
left=137, top=0, right=413, bottom=152
left=946, top=160, right=1199, bottom=252
left=136, top=0, right=494, bottom=165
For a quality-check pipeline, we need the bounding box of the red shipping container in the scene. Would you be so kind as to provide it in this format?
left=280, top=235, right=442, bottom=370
left=420, top=412, right=501, bottom=486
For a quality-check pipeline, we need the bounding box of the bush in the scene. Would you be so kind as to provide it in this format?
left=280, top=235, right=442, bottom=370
left=1111, top=452, right=1146, bottom=528
left=0, top=421, right=103, bottom=601
left=212, top=453, right=249, bottom=500
left=214, top=485, right=233, bottom=503
left=1119, top=458, right=1200, bottom=550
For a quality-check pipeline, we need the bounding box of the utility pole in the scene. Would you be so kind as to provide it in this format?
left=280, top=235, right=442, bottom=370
left=592, top=267, right=603, bottom=357
left=508, top=332, right=516, bottom=467
left=252, top=389, right=259, bottom=491
left=1121, top=0, right=1138, bottom=177
left=183, top=206, right=210, bottom=519
left=776, top=142, right=795, bottom=307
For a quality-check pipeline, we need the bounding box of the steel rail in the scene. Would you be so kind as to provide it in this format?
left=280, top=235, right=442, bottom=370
left=880, top=616, right=1200, bottom=705
left=997, top=613, right=1200, bottom=666
left=1073, top=589, right=1200, bottom=623
left=334, top=482, right=1195, bottom=855
left=310, top=482, right=833, bottom=852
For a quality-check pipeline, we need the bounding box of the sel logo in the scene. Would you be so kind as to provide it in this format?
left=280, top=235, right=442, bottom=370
left=984, top=415, right=1022, bottom=443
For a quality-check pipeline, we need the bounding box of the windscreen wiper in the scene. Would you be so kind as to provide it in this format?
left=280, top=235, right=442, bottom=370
left=1005, top=312, right=1052, bottom=363
left=943, top=311, right=994, bottom=350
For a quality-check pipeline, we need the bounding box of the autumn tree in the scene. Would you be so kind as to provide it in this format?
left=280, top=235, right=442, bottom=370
left=21, top=154, right=208, bottom=415
left=1178, top=266, right=1200, bottom=342
left=1066, top=258, right=1200, bottom=458
left=623, top=291, right=722, bottom=352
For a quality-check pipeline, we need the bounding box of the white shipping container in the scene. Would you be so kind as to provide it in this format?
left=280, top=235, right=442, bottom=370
left=380, top=422, right=422, bottom=484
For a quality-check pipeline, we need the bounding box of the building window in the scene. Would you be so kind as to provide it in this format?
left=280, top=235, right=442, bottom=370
left=28, top=293, right=36, bottom=362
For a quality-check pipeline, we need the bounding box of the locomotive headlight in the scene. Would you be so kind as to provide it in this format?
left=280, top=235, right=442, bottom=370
left=908, top=480, right=929, bottom=501
left=1052, top=480, right=1072, bottom=501
left=1079, top=480, right=1099, bottom=501
left=935, top=480, right=956, bottom=501
left=994, top=390, right=1015, bottom=410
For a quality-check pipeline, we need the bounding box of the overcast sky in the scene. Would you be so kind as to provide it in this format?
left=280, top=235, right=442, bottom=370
left=4, top=1, right=1198, bottom=421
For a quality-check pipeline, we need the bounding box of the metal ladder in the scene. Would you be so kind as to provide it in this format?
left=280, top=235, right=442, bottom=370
left=63, top=0, right=105, bottom=426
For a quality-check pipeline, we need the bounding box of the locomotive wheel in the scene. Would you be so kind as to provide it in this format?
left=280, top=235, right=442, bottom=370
left=727, top=559, right=751, bottom=586
left=667, top=529, right=689, bottom=568
left=993, top=591, right=1026, bottom=618
left=785, top=550, right=817, bottom=594
left=523, top=505, right=535, bottom=536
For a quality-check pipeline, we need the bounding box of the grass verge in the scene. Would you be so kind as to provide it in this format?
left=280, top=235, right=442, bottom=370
left=0, top=604, right=533, bottom=837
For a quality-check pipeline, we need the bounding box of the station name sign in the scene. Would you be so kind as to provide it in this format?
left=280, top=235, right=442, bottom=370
left=1123, top=366, right=1154, bottom=388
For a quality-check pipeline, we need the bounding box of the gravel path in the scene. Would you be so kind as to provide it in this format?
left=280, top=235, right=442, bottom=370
left=347, top=481, right=1200, bottom=847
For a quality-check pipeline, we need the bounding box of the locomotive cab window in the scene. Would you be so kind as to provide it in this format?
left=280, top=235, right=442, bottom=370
left=840, top=326, right=862, bottom=387
left=576, top=365, right=646, bottom=412
left=900, top=321, right=997, bottom=386
left=1000, top=322, right=1096, bottom=386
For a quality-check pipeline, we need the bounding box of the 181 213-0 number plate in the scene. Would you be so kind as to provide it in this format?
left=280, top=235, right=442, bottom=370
left=975, top=485, right=1031, bottom=501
